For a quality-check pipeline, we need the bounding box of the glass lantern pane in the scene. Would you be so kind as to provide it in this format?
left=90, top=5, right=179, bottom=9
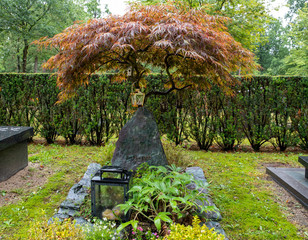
left=136, top=95, right=144, bottom=105
left=131, top=95, right=136, bottom=105
left=95, top=184, right=125, bottom=220
left=101, top=171, right=121, bottom=179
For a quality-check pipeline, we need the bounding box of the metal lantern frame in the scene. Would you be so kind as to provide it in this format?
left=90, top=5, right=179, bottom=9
left=131, top=88, right=145, bottom=107
left=91, top=166, right=132, bottom=221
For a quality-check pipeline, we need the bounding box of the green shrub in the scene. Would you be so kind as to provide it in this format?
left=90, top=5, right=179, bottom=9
left=165, top=216, right=225, bottom=240
left=211, top=87, right=243, bottom=151
left=237, top=77, right=272, bottom=151
left=0, top=74, right=307, bottom=149
left=187, top=90, right=215, bottom=150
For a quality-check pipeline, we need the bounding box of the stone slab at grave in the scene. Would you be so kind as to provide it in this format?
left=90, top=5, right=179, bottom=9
left=112, top=107, right=168, bottom=171
left=0, top=126, right=34, bottom=182
left=266, top=156, right=308, bottom=209
left=298, top=156, right=308, bottom=178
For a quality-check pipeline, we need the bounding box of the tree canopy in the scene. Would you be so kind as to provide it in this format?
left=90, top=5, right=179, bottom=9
left=139, top=0, right=271, bottom=51
left=36, top=3, right=257, bottom=100
left=0, top=0, right=102, bottom=73
left=283, top=4, right=308, bottom=76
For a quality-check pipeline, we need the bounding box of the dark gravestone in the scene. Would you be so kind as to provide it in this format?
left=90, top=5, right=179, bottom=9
left=112, top=107, right=168, bottom=170
left=0, top=126, right=34, bottom=182
left=266, top=156, right=308, bottom=209
left=298, top=156, right=308, bottom=178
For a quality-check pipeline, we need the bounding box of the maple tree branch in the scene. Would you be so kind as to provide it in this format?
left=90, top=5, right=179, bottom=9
left=137, top=44, right=152, bottom=53
left=145, top=84, right=192, bottom=99
left=164, top=53, right=176, bottom=89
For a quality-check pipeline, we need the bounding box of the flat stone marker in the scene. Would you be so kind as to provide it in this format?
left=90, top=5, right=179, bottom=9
left=0, top=126, right=34, bottom=182
left=266, top=164, right=308, bottom=209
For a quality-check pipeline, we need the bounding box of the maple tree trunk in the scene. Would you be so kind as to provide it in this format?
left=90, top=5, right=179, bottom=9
left=22, top=39, right=29, bottom=73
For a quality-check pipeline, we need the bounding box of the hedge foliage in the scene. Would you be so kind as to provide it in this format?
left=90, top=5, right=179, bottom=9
left=0, top=74, right=307, bottom=151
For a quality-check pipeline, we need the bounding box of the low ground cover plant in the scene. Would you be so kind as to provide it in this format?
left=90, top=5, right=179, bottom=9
left=28, top=217, right=85, bottom=240
left=165, top=216, right=225, bottom=240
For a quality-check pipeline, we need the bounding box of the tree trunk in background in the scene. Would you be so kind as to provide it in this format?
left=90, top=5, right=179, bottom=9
left=34, top=56, right=38, bottom=73
left=22, top=39, right=29, bottom=73
left=17, top=41, right=21, bottom=73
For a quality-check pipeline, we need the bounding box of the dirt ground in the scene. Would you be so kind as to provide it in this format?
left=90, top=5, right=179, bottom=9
left=0, top=161, right=53, bottom=207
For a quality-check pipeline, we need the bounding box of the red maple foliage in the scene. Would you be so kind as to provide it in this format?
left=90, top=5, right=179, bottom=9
left=35, top=3, right=257, bottom=100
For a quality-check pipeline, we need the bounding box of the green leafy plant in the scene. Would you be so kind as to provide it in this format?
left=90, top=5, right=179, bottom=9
left=118, top=165, right=214, bottom=233
left=164, top=216, right=225, bottom=240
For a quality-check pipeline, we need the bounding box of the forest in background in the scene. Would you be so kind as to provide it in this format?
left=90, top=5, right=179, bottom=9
left=0, top=0, right=307, bottom=76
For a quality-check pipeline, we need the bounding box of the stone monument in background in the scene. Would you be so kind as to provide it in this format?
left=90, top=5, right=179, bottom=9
left=111, top=107, right=168, bottom=170
left=0, top=126, right=34, bottom=182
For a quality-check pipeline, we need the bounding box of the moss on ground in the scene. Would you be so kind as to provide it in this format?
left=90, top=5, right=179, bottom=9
left=187, top=151, right=306, bottom=239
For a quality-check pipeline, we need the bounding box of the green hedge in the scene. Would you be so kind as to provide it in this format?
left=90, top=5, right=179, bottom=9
left=0, top=74, right=307, bottom=150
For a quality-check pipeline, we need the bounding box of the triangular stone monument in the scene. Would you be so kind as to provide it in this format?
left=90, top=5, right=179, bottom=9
left=111, top=107, right=168, bottom=170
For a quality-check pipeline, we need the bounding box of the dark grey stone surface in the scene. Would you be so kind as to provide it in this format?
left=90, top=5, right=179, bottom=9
left=186, top=167, right=226, bottom=238
left=50, top=163, right=102, bottom=224
left=204, top=221, right=229, bottom=240
left=74, top=217, right=89, bottom=226
left=266, top=167, right=308, bottom=209
left=0, top=126, right=34, bottom=182
left=0, top=126, right=33, bottom=151
left=299, top=156, right=308, bottom=178
left=186, top=167, right=221, bottom=221
left=112, top=107, right=168, bottom=170
left=58, top=207, right=78, bottom=217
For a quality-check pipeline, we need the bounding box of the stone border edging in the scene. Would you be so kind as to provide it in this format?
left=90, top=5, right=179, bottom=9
left=186, top=167, right=228, bottom=239
left=49, top=163, right=102, bottom=225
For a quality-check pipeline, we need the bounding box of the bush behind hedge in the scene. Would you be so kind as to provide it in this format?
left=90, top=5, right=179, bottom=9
left=0, top=73, right=307, bottom=150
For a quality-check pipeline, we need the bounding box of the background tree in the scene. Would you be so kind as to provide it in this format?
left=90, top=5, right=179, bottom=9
left=85, top=0, right=102, bottom=18
left=283, top=4, right=308, bottom=76
left=286, top=0, right=306, bottom=19
left=35, top=3, right=257, bottom=101
left=0, top=0, right=98, bottom=73
left=255, top=19, right=289, bottom=75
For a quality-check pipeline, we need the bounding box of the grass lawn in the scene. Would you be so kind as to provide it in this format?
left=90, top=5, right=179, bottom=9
left=0, top=141, right=307, bottom=239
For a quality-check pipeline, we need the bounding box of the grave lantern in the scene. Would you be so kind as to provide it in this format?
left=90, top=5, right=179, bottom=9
left=91, top=166, right=132, bottom=221
left=131, top=88, right=145, bottom=107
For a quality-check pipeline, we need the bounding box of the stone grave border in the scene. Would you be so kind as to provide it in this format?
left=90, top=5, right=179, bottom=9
left=50, top=164, right=228, bottom=239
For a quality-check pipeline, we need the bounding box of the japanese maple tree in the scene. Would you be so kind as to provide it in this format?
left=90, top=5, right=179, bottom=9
left=35, top=2, right=257, bottom=100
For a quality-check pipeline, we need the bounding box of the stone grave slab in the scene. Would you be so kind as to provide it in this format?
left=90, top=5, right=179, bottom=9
left=298, top=156, right=308, bottom=178
left=0, top=126, right=34, bottom=182
left=266, top=165, right=308, bottom=209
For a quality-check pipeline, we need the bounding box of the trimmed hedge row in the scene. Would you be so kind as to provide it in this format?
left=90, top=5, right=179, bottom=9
left=0, top=73, right=307, bottom=151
